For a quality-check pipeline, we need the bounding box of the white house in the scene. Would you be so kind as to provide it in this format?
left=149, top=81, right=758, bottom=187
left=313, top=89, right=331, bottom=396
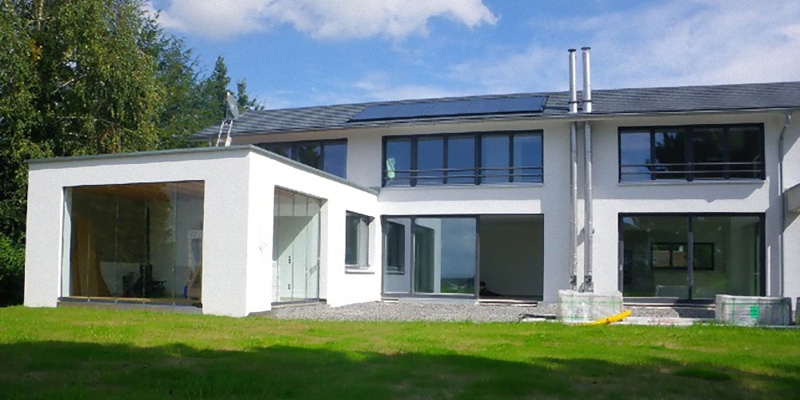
left=24, top=50, right=800, bottom=317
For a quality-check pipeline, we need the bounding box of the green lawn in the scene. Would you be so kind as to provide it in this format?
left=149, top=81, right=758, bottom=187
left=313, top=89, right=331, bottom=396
left=0, top=307, right=798, bottom=399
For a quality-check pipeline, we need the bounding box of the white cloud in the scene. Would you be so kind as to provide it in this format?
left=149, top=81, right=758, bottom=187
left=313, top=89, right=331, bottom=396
left=148, top=0, right=496, bottom=41
left=447, top=1, right=800, bottom=93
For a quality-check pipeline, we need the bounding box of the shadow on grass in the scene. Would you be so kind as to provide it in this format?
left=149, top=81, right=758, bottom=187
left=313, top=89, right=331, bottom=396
left=1, top=341, right=798, bottom=399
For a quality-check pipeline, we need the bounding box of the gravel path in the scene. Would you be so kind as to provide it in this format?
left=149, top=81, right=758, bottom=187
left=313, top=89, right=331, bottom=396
left=256, top=301, right=715, bottom=323
left=260, top=301, right=556, bottom=323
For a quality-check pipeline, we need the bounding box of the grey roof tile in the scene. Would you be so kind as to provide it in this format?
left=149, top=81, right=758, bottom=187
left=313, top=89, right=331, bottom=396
left=194, top=81, right=800, bottom=139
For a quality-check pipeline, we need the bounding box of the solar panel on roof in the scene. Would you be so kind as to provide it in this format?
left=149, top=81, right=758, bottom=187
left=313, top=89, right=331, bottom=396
left=424, top=99, right=472, bottom=116
left=349, top=95, right=548, bottom=122
left=390, top=102, right=435, bottom=119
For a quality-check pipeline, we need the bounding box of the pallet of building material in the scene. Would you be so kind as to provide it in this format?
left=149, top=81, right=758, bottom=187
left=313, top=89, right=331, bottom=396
left=557, top=290, right=623, bottom=324
left=715, top=295, right=792, bottom=327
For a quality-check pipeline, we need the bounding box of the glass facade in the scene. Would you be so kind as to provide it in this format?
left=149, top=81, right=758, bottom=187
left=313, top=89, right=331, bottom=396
left=64, top=182, right=205, bottom=304
left=383, top=215, right=543, bottom=298
left=383, top=130, right=543, bottom=187
left=273, top=189, right=321, bottom=303
left=619, top=124, right=764, bottom=182
left=620, top=214, right=763, bottom=300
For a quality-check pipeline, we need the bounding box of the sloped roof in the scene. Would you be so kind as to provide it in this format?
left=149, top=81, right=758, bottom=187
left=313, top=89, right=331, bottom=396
left=194, top=81, right=800, bottom=139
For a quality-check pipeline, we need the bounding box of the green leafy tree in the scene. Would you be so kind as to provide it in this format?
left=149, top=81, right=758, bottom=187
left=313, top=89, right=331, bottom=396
left=0, top=0, right=247, bottom=305
left=236, top=79, right=263, bottom=111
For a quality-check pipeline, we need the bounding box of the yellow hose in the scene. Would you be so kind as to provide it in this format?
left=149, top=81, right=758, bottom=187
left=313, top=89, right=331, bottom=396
left=583, top=310, right=632, bottom=326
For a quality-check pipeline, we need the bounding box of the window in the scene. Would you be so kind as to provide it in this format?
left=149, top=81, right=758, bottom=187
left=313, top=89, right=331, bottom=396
left=651, top=243, right=714, bottom=270
left=383, top=131, right=543, bottom=187
left=257, top=139, right=348, bottom=178
left=64, top=182, right=205, bottom=303
left=385, top=221, right=406, bottom=274
left=619, top=124, right=764, bottom=182
left=345, top=212, right=371, bottom=268
left=620, top=214, right=764, bottom=300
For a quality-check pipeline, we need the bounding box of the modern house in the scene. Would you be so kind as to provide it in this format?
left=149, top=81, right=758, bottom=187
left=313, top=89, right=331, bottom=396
left=24, top=49, right=800, bottom=317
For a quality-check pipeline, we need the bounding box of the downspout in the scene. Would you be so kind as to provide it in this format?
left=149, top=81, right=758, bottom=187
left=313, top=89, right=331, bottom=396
left=778, top=110, right=793, bottom=296
left=581, top=47, right=594, bottom=292
left=568, top=49, right=579, bottom=290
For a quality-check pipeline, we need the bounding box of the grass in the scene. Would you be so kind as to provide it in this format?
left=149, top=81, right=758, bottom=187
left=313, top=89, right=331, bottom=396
left=0, top=307, right=799, bottom=399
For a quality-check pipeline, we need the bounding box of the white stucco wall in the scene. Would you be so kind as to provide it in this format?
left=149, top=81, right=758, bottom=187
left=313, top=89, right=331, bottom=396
left=24, top=146, right=380, bottom=317
left=26, top=108, right=798, bottom=317
left=244, top=111, right=797, bottom=302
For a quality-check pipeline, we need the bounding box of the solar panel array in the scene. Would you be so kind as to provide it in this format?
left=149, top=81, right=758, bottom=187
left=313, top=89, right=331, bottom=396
left=349, top=95, right=548, bottom=122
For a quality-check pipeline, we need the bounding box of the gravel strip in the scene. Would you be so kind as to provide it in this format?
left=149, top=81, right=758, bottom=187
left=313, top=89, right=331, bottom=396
left=255, top=301, right=715, bottom=323
left=259, top=301, right=557, bottom=323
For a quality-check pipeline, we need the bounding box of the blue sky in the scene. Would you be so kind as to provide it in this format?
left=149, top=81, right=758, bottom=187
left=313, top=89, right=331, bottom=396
left=147, top=1, right=800, bottom=110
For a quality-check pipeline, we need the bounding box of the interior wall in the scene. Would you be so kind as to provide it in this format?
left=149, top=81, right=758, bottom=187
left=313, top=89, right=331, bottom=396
left=478, top=215, right=544, bottom=297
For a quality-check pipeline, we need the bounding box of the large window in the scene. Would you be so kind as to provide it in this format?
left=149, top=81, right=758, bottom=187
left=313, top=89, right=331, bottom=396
left=619, top=124, right=764, bottom=182
left=345, top=212, right=371, bottom=269
left=383, top=131, right=543, bottom=187
left=64, top=182, right=205, bottom=304
left=620, top=214, right=764, bottom=300
left=258, top=139, right=347, bottom=178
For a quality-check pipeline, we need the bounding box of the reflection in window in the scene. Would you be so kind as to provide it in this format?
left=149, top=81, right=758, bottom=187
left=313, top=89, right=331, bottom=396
left=619, top=124, right=763, bottom=182
left=481, top=134, right=510, bottom=184
left=382, top=131, right=542, bottom=187
left=257, top=139, right=347, bottom=178
left=417, top=137, right=444, bottom=185
left=385, top=138, right=412, bottom=186
left=345, top=212, right=371, bottom=268
left=65, top=182, right=205, bottom=304
left=447, top=136, right=475, bottom=184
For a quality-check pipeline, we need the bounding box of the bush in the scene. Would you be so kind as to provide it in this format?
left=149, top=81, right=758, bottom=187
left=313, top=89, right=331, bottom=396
left=0, top=234, right=24, bottom=306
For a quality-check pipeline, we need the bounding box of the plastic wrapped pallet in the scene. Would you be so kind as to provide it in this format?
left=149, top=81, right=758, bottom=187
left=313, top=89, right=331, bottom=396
left=715, top=295, right=792, bottom=327
left=558, top=290, right=623, bottom=324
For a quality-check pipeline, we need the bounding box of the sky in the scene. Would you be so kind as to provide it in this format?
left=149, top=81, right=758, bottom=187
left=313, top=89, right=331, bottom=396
left=146, top=0, right=800, bottom=110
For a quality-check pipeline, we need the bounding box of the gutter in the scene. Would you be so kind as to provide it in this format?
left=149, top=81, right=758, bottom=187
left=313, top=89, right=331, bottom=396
left=778, top=110, right=794, bottom=296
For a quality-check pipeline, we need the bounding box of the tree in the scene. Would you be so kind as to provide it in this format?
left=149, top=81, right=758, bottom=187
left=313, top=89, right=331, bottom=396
left=0, top=0, right=239, bottom=305
left=236, top=79, right=263, bottom=111
left=203, top=56, right=230, bottom=120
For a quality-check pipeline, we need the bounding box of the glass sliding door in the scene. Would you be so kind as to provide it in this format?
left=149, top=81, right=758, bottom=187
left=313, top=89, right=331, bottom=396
left=620, top=215, right=690, bottom=298
left=382, top=217, right=477, bottom=296
left=691, top=215, right=761, bottom=299
left=414, top=218, right=477, bottom=294
left=620, top=214, right=764, bottom=301
left=273, top=189, right=321, bottom=303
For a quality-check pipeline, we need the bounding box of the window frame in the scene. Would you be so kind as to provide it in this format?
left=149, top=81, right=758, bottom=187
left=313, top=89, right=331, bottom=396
left=382, top=130, right=544, bottom=187
left=618, top=212, right=766, bottom=302
left=345, top=211, right=372, bottom=270
left=257, top=138, right=348, bottom=178
left=618, top=123, right=765, bottom=183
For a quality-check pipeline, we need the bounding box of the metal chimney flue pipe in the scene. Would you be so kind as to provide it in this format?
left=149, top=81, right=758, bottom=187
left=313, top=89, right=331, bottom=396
left=568, top=49, right=578, bottom=114
left=581, top=47, right=592, bottom=113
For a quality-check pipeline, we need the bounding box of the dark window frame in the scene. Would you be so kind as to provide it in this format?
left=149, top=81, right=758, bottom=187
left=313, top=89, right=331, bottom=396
left=257, top=138, right=348, bottom=179
left=617, top=212, right=766, bottom=302
left=382, top=130, right=544, bottom=187
left=618, top=123, right=765, bottom=182
left=345, top=211, right=372, bottom=269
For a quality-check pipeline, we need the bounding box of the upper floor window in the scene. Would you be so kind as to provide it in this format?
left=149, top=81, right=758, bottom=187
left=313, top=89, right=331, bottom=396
left=258, top=139, right=347, bottom=178
left=619, top=124, right=764, bottom=182
left=383, top=131, right=543, bottom=187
